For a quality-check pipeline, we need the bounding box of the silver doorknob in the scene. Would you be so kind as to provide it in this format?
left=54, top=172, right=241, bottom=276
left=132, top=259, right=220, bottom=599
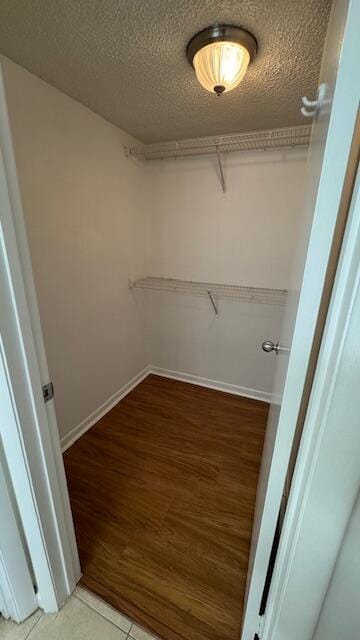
left=262, top=340, right=280, bottom=354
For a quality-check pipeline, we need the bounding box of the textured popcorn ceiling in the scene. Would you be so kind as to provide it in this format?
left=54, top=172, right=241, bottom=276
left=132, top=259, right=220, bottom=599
left=0, top=0, right=331, bottom=143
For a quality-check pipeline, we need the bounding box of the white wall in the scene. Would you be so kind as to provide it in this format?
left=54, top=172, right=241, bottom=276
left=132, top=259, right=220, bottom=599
left=1, top=56, right=308, bottom=438
left=1, top=57, right=150, bottom=440
left=146, top=151, right=307, bottom=395
left=148, top=150, right=307, bottom=288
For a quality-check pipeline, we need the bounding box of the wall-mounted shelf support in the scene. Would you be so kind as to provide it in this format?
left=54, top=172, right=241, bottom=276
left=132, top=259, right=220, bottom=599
left=216, top=145, right=226, bottom=193
left=207, top=290, right=218, bottom=315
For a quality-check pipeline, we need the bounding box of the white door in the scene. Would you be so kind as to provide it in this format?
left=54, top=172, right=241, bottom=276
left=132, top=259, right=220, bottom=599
left=242, top=0, right=360, bottom=637
left=0, top=66, right=81, bottom=616
left=313, top=493, right=360, bottom=640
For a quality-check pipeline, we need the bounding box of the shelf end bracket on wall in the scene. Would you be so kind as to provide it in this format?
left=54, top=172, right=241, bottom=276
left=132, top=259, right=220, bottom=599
left=123, top=146, right=144, bottom=167
left=216, top=145, right=226, bottom=193
left=207, top=291, right=218, bottom=315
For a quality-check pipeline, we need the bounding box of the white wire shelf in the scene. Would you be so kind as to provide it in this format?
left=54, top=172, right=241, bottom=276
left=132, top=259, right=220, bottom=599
left=129, top=277, right=287, bottom=314
left=126, top=125, right=311, bottom=161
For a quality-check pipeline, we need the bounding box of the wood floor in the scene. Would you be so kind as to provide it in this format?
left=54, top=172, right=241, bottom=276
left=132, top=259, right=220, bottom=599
left=64, top=375, right=268, bottom=640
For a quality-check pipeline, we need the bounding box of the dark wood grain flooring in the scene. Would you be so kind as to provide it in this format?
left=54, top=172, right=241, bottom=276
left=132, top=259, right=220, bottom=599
left=64, top=374, right=268, bottom=640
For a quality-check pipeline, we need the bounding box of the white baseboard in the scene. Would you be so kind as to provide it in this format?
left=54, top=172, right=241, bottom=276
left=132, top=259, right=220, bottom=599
left=61, top=365, right=270, bottom=452
left=149, top=366, right=272, bottom=403
left=61, top=366, right=150, bottom=452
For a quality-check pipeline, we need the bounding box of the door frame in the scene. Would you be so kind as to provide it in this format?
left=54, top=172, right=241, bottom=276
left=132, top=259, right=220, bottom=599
left=0, top=62, right=80, bottom=616
left=242, top=0, right=360, bottom=636
left=0, top=430, right=37, bottom=622
left=262, top=159, right=360, bottom=640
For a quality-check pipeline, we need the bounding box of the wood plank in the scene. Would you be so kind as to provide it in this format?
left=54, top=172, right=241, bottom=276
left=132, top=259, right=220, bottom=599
left=64, top=374, right=267, bottom=640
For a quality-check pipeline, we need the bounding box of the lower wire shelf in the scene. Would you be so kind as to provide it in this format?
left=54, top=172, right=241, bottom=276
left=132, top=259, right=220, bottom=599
left=129, top=277, right=287, bottom=314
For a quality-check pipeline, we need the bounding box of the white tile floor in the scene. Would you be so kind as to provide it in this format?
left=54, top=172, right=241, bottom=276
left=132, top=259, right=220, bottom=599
left=0, top=587, right=159, bottom=640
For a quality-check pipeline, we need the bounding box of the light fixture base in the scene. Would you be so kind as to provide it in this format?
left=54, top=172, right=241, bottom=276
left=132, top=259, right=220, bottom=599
left=186, top=24, right=258, bottom=69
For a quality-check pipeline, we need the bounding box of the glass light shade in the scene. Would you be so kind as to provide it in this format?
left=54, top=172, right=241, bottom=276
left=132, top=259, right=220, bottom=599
left=193, top=41, right=250, bottom=95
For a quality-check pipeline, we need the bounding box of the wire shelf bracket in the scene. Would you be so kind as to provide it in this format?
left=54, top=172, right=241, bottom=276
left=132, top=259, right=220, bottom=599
left=216, top=146, right=226, bottom=193
left=207, top=290, right=218, bottom=315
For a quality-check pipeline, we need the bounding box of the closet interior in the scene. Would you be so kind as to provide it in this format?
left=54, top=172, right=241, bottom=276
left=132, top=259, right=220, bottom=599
left=0, top=2, right=331, bottom=638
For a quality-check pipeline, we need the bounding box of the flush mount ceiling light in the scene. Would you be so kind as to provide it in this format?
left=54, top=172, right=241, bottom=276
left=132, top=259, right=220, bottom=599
left=186, top=25, right=257, bottom=96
